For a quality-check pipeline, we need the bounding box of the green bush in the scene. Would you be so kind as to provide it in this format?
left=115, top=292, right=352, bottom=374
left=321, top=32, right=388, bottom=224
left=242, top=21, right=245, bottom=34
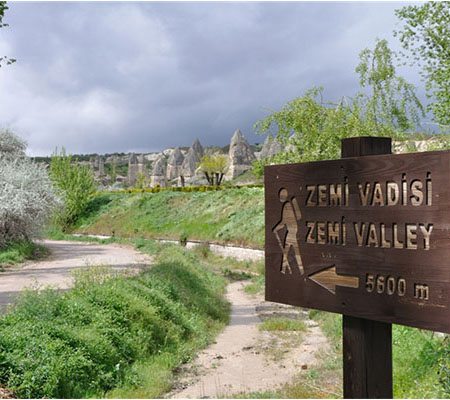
left=0, top=241, right=49, bottom=265
left=50, top=148, right=96, bottom=230
left=0, top=244, right=228, bottom=398
left=102, top=183, right=264, bottom=196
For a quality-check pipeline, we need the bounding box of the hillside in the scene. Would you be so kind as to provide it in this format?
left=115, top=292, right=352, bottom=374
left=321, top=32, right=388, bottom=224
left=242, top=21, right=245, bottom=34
left=72, top=187, right=265, bottom=248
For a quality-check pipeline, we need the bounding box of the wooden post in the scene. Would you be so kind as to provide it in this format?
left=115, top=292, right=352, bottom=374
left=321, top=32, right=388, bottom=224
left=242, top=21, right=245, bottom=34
left=341, top=137, right=393, bottom=399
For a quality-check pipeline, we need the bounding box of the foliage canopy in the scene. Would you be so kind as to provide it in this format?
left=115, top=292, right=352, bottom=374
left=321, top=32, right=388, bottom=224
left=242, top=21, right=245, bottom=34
left=253, top=40, right=423, bottom=174
left=394, top=2, right=450, bottom=127
left=197, top=151, right=228, bottom=186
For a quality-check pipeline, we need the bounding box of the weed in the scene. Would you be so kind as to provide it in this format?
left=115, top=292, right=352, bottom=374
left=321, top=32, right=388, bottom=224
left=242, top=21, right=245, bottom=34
left=221, top=268, right=253, bottom=281
left=0, top=241, right=50, bottom=265
left=259, top=317, right=306, bottom=332
left=245, top=275, right=265, bottom=295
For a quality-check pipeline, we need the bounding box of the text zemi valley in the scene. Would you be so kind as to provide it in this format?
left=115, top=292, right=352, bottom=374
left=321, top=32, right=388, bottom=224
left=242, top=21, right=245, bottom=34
left=303, top=173, right=433, bottom=250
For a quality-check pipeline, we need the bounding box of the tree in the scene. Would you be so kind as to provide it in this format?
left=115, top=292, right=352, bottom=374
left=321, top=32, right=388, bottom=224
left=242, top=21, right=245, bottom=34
left=134, top=171, right=150, bottom=189
left=50, top=148, right=96, bottom=230
left=356, top=38, right=424, bottom=132
left=394, top=2, right=450, bottom=127
left=253, top=40, right=423, bottom=170
left=0, top=130, right=57, bottom=247
left=197, top=152, right=228, bottom=186
left=0, top=2, right=16, bottom=68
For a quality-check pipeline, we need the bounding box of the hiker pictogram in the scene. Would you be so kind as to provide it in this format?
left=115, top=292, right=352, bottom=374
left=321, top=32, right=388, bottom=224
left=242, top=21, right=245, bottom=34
left=272, top=188, right=304, bottom=275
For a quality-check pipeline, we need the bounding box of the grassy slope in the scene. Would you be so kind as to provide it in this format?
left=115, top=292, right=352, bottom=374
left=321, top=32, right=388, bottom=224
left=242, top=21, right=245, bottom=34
left=71, top=188, right=265, bottom=248
left=47, top=189, right=449, bottom=398
left=0, top=241, right=229, bottom=399
left=0, top=241, right=50, bottom=267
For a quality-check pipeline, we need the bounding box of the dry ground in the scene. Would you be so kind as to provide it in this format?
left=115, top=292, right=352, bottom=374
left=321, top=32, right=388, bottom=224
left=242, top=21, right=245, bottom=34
left=168, top=281, right=330, bottom=398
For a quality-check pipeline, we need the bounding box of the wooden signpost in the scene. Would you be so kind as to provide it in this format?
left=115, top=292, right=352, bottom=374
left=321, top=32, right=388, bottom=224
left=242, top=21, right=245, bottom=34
left=264, top=137, right=450, bottom=398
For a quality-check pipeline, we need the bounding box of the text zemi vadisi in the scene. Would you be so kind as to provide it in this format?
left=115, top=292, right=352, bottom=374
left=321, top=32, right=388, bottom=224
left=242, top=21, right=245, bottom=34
left=304, top=173, right=433, bottom=250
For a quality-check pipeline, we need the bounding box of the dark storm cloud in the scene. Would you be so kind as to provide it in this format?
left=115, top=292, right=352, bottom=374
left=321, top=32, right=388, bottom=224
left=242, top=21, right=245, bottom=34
left=0, top=1, right=420, bottom=156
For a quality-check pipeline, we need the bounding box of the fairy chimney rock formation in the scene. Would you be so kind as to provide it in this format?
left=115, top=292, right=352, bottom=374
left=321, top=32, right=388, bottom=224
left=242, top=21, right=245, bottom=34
left=89, top=157, right=95, bottom=172
left=98, top=156, right=105, bottom=176
left=137, top=154, right=148, bottom=177
left=181, top=148, right=199, bottom=177
left=226, top=129, right=255, bottom=180
left=257, top=134, right=283, bottom=160
left=191, top=138, right=204, bottom=158
left=127, top=153, right=139, bottom=186
left=151, top=156, right=167, bottom=187
left=166, top=147, right=184, bottom=182
left=179, top=147, right=200, bottom=186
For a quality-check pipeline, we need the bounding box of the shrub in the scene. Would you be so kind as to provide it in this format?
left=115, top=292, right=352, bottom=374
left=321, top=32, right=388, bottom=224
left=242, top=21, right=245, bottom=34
left=0, top=130, right=57, bottom=247
left=49, top=148, right=96, bottom=230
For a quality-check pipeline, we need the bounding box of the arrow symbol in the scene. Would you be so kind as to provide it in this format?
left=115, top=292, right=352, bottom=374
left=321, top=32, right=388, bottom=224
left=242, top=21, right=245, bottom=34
left=309, top=266, right=359, bottom=294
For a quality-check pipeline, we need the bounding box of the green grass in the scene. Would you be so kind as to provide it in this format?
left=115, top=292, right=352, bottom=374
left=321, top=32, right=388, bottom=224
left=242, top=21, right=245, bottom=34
left=308, top=310, right=449, bottom=399
left=244, top=275, right=265, bottom=295
left=393, top=326, right=448, bottom=398
left=0, top=240, right=50, bottom=266
left=0, top=242, right=229, bottom=398
left=58, top=188, right=265, bottom=248
left=259, top=317, right=306, bottom=332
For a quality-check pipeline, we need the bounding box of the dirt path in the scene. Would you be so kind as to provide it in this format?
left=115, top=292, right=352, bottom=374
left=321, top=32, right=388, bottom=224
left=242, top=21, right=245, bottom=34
left=168, top=281, right=329, bottom=398
left=0, top=240, right=153, bottom=312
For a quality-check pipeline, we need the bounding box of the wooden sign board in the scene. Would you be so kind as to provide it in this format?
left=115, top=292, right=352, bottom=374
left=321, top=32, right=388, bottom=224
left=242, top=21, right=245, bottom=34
left=265, top=150, right=450, bottom=334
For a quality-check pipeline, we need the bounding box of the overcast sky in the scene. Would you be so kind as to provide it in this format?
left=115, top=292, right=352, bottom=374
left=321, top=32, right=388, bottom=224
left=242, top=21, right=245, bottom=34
left=0, top=1, right=424, bottom=156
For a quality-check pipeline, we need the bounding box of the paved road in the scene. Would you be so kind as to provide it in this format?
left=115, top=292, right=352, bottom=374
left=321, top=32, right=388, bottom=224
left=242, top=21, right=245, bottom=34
left=0, top=240, right=153, bottom=313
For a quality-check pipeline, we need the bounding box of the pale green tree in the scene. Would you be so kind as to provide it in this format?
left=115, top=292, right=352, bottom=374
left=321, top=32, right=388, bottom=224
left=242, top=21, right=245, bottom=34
left=197, top=152, right=228, bottom=186
left=253, top=40, right=423, bottom=176
left=50, top=148, right=96, bottom=230
left=394, top=2, right=450, bottom=127
left=356, top=38, right=424, bottom=132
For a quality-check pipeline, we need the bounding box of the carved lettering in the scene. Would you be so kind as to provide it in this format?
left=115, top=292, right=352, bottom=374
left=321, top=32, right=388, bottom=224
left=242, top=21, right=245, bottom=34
left=371, top=183, right=384, bottom=206
left=366, top=223, right=379, bottom=247
left=393, top=223, right=403, bottom=249
left=426, top=172, right=432, bottom=206
left=358, top=183, right=370, bottom=206
left=306, top=185, right=316, bottom=206
left=419, top=224, right=433, bottom=250
left=317, top=222, right=326, bottom=243
left=410, top=179, right=424, bottom=206
left=329, top=184, right=342, bottom=206
left=306, top=222, right=315, bottom=243
left=406, top=224, right=418, bottom=249
left=380, top=223, right=391, bottom=248
left=354, top=222, right=366, bottom=246
left=328, top=222, right=340, bottom=244
left=386, top=182, right=399, bottom=206
left=414, top=283, right=429, bottom=300
left=318, top=185, right=328, bottom=207
left=402, top=174, right=407, bottom=206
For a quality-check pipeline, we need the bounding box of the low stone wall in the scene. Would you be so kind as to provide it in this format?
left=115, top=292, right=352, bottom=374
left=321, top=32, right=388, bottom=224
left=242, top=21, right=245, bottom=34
left=72, top=234, right=264, bottom=262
